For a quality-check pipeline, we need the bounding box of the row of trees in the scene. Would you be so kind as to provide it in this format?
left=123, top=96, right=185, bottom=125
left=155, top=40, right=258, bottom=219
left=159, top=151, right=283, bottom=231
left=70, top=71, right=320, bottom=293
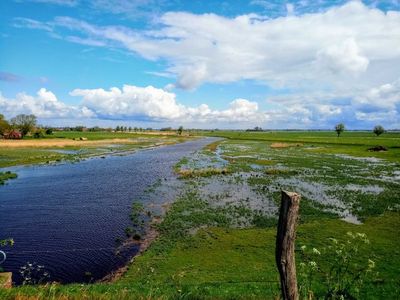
left=334, top=123, right=385, bottom=137
left=115, top=126, right=153, bottom=132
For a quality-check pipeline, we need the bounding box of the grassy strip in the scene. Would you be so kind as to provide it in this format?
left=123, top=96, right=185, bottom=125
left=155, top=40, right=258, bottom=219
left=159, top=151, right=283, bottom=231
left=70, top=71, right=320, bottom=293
left=0, top=133, right=190, bottom=168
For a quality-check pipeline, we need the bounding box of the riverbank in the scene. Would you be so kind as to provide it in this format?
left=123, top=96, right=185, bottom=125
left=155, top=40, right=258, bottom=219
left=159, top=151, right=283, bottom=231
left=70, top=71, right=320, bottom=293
left=0, top=131, right=193, bottom=168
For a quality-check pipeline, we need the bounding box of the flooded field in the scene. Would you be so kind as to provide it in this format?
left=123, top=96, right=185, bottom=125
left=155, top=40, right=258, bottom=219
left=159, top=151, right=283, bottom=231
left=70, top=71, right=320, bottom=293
left=173, top=138, right=400, bottom=231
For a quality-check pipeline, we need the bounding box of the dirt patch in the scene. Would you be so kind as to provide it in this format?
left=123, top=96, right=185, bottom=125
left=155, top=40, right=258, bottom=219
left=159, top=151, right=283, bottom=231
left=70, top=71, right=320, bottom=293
left=270, top=142, right=303, bottom=149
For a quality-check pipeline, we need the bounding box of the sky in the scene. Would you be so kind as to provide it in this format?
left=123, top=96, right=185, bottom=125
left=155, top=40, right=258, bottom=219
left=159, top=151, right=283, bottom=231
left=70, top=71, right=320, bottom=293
left=0, top=0, right=399, bottom=129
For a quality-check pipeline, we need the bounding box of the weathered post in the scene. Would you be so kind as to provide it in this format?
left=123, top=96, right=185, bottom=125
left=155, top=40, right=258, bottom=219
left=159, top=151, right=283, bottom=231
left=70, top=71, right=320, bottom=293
left=276, top=191, right=301, bottom=300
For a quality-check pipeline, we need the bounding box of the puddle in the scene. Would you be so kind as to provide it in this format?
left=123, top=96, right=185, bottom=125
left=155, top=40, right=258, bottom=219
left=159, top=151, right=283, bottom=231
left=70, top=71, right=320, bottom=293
left=335, top=154, right=382, bottom=163
left=345, top=184, right=384, bottom=195
left=198, top=173, right=277, bottom=214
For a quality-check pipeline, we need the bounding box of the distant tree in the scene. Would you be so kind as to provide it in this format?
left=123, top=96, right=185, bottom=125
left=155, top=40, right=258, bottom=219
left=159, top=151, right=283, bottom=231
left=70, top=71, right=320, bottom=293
left=10, top=114, right=37, bottom=137
left=116, top=126, right=120, bottom=132
left=0, top=114, right=11, bottom=137
left=133, top=127, right=138, bottom=132
left=177, top=126, right=183, bottom=135
left=373, top=125, right=385, bottom=136
left=45, top=128, right=53, bottom=135
left=33, top=129, right=45, bottom=139
left=124, top=126, right=128, bottom=132
left=335, top=123, right=345, bottom=137
left=128, top=126, right=132, bottom=132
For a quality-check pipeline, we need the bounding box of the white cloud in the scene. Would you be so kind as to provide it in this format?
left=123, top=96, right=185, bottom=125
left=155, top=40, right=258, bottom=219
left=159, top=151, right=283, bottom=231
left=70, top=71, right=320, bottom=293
left=24, top=1, right=399, bottom=91
left=70, top=85, right=184, bottom=120
left=265, top=78, right=400, bottom=129
left=0, top=85, right=264, bottom=125
left=1, top=80, right=398, bottom=128
left=70, top=85, right=265, bottom=123
left=17, top=0, right=79, bottom=7
left=0, top=88, right=95, bottom=119
left=316, top=38, right=369, bottom=74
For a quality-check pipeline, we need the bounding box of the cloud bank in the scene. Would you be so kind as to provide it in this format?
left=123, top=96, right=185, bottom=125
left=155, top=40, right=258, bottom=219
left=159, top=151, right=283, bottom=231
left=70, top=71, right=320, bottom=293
left=0, top=85, right=265, bottom=126
left=1, top=80, right=399, bottom=128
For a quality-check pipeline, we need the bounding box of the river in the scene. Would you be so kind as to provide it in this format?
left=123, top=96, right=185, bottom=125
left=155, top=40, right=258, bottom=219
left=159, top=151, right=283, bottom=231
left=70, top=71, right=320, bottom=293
left=0, top=137, right=217, bottom=284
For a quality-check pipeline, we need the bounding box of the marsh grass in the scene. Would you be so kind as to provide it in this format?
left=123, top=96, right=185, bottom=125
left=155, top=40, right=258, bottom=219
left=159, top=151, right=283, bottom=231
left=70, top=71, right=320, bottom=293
left=177, top=168, right=230, bottom=179
left=0, top=171, right=17, bottom=184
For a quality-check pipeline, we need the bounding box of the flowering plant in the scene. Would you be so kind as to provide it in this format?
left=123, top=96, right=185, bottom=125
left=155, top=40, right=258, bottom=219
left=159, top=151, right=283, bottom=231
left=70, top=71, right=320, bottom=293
left=298, top=232, right=376, bottom=299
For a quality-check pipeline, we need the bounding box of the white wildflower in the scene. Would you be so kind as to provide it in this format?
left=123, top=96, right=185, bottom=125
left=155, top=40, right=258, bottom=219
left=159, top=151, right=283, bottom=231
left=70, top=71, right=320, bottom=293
left=312, top=248, right=321, bottom=255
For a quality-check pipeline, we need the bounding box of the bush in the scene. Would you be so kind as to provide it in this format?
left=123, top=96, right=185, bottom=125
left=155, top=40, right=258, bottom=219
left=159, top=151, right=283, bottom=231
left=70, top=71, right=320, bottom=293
left=33, top=129, right=45, bottom=138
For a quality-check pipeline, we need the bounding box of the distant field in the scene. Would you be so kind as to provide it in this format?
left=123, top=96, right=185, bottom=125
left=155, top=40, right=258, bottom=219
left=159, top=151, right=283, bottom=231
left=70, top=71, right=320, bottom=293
left=25, top=130, right=179, bottom=140
left=203, top=130, right=400, bottom=162
left=203, top=130, right=400, bottom=147
left=0, top=131, right=190, bottom=168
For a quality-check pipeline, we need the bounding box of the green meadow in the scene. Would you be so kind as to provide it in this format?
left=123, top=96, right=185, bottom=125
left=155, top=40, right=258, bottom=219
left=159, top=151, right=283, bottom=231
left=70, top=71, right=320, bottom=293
left=1, top=130, right=399, bottom=299
left=0, top=131, right=188, bottom=168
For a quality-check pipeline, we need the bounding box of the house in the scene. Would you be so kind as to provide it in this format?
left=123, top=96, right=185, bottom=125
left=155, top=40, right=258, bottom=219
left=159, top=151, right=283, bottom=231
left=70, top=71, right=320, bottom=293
left=3, top=130, right=22, bottom=139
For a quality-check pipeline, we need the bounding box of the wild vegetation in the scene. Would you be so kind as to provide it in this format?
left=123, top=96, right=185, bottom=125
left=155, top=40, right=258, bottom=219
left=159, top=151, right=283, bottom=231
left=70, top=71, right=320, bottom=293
left=0, top=130, right=399, bottom=299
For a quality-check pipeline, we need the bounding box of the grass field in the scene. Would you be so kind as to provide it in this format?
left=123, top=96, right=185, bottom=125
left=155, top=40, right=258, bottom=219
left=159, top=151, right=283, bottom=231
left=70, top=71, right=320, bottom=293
left=0, top=130, right=399, bottom=299
left=0, top=131, right=189, bottom=168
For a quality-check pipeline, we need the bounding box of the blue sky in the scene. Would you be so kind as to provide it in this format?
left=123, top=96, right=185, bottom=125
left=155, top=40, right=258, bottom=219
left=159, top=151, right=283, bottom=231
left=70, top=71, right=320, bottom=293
left=1, top=0, right=399, bottom=129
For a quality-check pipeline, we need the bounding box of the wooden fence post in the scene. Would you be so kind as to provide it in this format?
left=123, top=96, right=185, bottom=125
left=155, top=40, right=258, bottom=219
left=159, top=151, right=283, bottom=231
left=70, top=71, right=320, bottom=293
left=276, top=191, right=301, bottom=300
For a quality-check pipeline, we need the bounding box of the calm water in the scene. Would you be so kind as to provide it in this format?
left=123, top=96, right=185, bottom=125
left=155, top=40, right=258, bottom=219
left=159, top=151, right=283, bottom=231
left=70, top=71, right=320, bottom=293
left=0, top=137, right=217, bottom=284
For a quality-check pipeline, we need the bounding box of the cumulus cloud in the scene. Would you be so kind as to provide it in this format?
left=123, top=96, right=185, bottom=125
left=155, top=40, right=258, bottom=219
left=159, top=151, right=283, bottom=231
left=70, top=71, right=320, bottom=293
left=70, top=85, right=184, bottom=120
left=1, top=80, right=398, bottom=128
left=18, top=1, right=400, bottom=90
left=0, top=88, right=95, bottom=119
left=316, top=38, right=369, bottom=74
left=70, top=85, right=265, bottom=123
left=0, top=85, right=264, bottom=125
left=265, top=78, right=400, bottom=129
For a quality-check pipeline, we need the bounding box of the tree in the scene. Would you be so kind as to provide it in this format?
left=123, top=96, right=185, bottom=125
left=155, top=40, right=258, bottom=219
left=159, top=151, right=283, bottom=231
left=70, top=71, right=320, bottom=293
left=0, top=114, right=11, bottom=137
left=10, top=114, right=37, bottom=137
left=373, top=125, right=385, bottom=136
left=177, top=126, right=183, bottom=135
left=335, top=123, right=345, bottom=137
left=45, top=128, right=53, bottom=135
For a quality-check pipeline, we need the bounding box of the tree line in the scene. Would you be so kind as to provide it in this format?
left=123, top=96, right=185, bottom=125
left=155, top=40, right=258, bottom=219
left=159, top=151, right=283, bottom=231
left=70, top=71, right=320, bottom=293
left=0, top=114, right=49, bottom=139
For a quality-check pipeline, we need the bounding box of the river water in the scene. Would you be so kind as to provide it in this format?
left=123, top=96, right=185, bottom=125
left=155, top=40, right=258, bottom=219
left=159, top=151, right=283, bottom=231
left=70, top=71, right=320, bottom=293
left=0, top=137, right=217, bottom=284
